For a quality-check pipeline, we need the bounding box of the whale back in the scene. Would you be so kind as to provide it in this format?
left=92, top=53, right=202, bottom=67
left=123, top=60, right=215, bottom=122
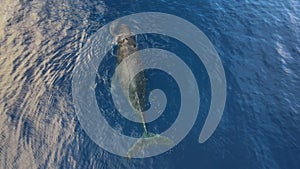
left=115, top=24, right=147, bottom=112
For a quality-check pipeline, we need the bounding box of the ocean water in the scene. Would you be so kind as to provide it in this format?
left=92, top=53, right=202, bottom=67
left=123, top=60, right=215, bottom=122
left=0, top=0, right=299, bottom=169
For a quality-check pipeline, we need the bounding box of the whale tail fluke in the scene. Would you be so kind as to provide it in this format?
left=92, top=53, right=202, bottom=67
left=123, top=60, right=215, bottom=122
left=126, top=132, right=174, bottom=159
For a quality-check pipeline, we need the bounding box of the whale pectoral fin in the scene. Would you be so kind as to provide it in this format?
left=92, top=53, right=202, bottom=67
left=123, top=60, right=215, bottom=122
left=126, top=133, right=174, bottom=158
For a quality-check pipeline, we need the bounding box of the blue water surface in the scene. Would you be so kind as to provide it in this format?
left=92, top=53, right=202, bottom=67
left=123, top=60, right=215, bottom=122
left=0, top=0, right=299, bottom=169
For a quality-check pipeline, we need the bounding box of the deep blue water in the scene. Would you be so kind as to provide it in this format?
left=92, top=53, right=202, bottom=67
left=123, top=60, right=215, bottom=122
left=0, top=0, right=299, bottom=169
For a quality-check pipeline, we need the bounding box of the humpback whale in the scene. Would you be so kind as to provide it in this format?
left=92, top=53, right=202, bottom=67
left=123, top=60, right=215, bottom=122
left=110, top=23, right=173, bottom=158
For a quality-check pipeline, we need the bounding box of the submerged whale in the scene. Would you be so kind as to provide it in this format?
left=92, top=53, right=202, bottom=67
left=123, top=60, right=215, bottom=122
left=110, top=23, right=173, bottom=158
left=111, top=23, right=148, bottom=133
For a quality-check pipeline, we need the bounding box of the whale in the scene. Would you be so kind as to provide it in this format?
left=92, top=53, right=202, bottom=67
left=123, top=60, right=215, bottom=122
left=111, top=23, right=148, bottom=134
left=110, top=22, right=173, bottom=158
